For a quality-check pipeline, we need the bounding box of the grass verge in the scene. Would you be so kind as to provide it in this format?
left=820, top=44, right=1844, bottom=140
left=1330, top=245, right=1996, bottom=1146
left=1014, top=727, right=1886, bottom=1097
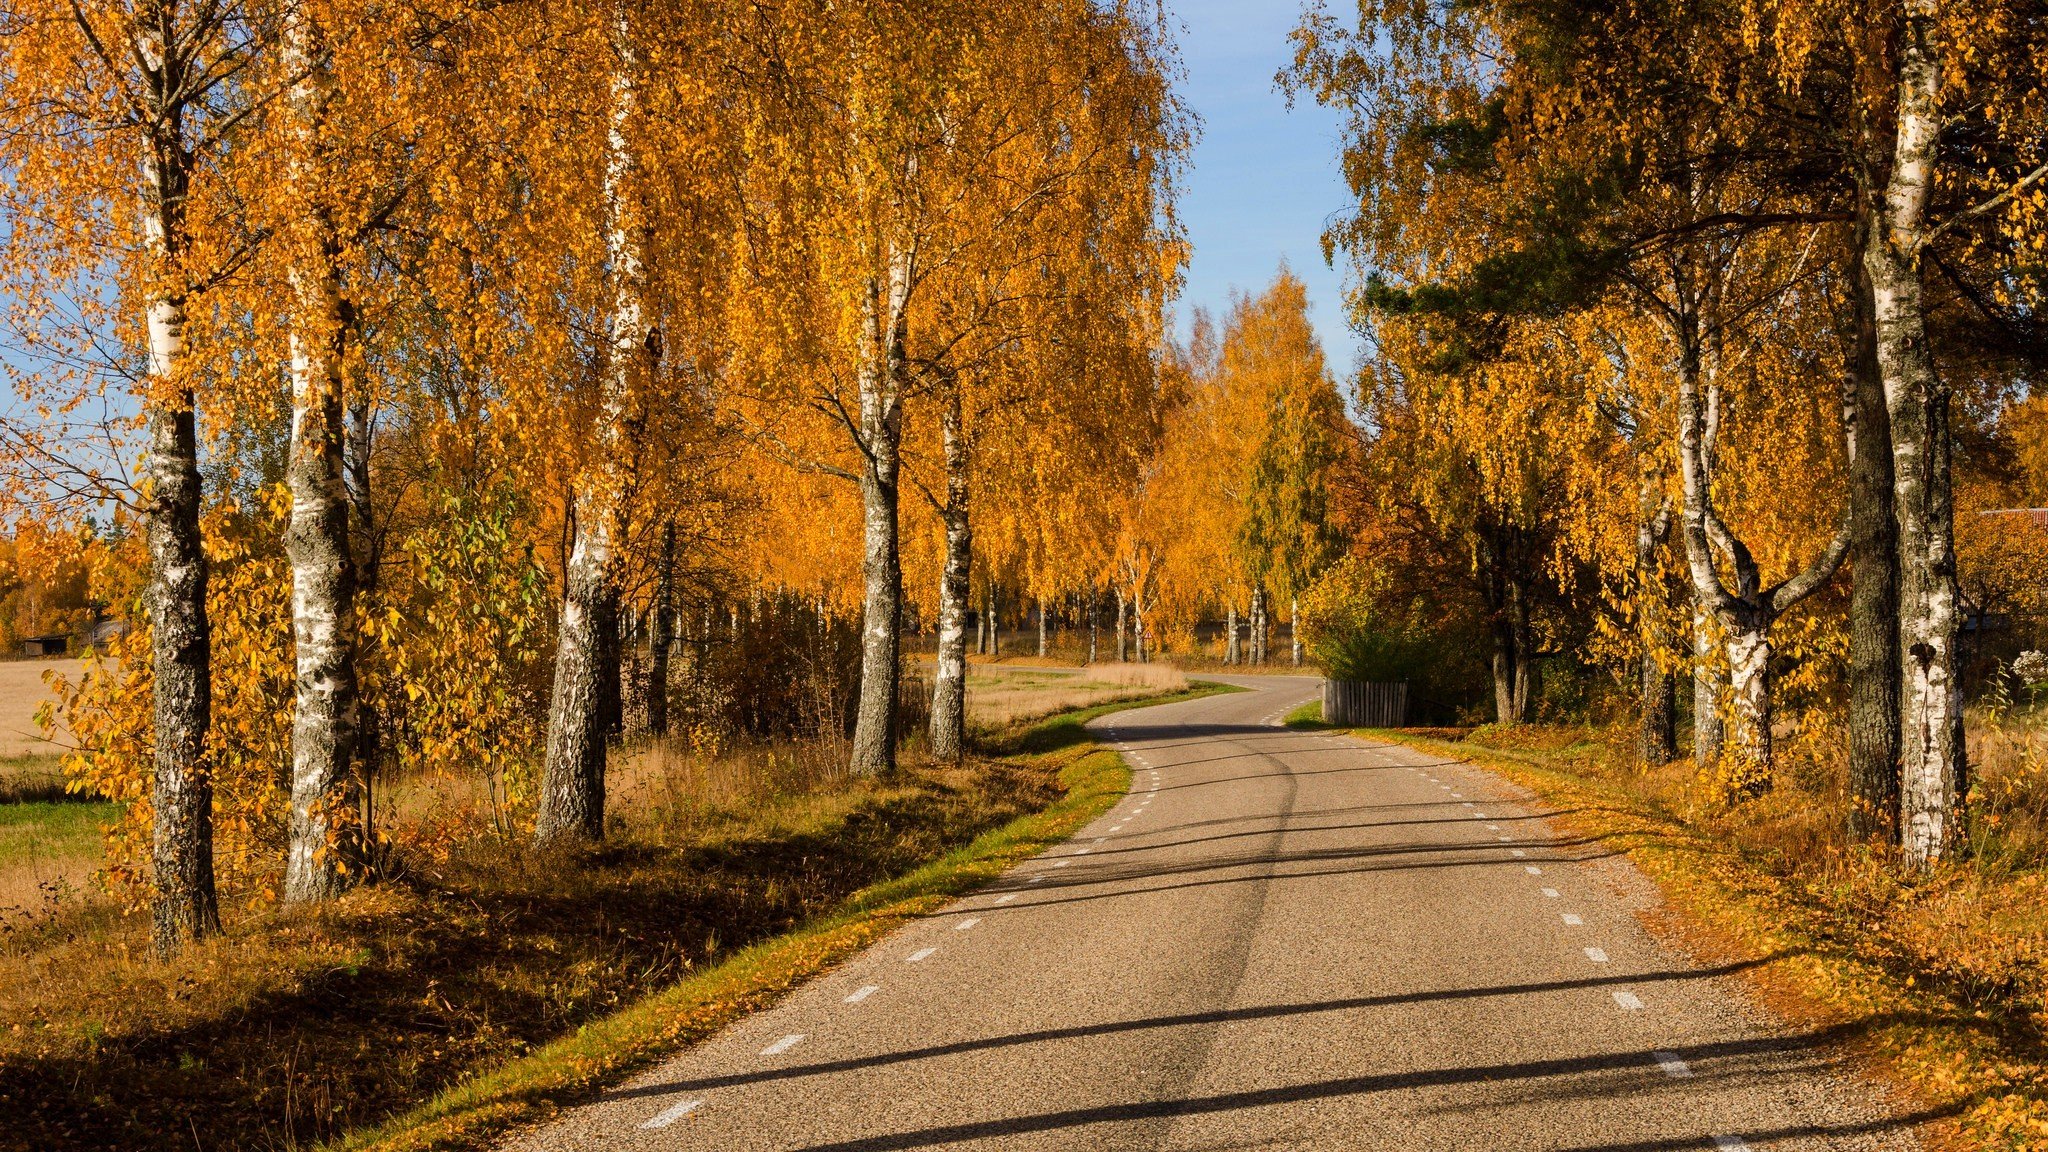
left=329, top=682, right=1231, bottom=1152
left=1358, top=726, right=2046, bottom=1152
left=1282, top=700, right=1326, bottom=729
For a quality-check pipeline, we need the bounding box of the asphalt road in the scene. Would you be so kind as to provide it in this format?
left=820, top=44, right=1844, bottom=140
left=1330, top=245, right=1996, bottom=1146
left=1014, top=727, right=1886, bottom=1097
left=506, top=674, right=1916, bottom=1151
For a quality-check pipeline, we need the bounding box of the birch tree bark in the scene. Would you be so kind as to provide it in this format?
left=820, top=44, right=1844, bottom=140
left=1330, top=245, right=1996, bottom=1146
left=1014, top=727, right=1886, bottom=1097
left=281, top=7, right=363, bottom=903
left=848, top=241, right=911, bottom=777
left=1635, top=483, right=1677, bottom=764
left=1290, top=597, right=1302, bottom=666
left=1035, top=597, right=1047, bottom=657
left=1865, top=0, right=1965, bottom=864
left=131, top=12, right=219, bottom=954
left=537, top=23, right=652, bottom=842
left=1225, top=603, right=1238, bottom=664
left=1674, top=321, right=1850, bottom=781
left=1115, top=588, right=1127, bottom=662
left=1692, top=604, right=1726, bottom=765
left=929, top=379, right=971, bottom=763
left=1848, top=211, right=1901, bottom=839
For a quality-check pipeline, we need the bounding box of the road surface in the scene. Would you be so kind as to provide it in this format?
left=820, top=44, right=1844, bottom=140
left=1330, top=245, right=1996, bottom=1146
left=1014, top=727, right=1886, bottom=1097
left=506, top=675, right=1915, bottom=1151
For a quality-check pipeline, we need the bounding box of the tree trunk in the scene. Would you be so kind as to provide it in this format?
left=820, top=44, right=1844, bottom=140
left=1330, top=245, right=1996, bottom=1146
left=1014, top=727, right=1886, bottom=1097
left=1635, top=487, right=1678, bottom=765
left=537, top=37, right=650, bottom=843
left=849, top=243, right=911, bottom=778
left=647, top=522, right=674, bottom=737
left=136, top=29, right=218, bottom=954
left=929, top=382, right=971, bottom=764
left=1225, top=603, right=1238, bottom=664
left=1848, top=215, right=1902, bottom=839
left=1115, top=589, right=1127, bottom=662
left=145, top=336, right=219, bottom=953
left=281, top=10, right=362, bottom=904
left=1087, top=594, right=1098, bottom=664
left=1250, top=585, right=1266, bottom=665
left=1866, top=2, right=1965, bottom=865
left=1290, top=597, right=1302, bottom=666
left=1036, top=597, right=1047, bottom=657
left=1692, top=605, right=1726, bottom=766
left=1723, top=612, right=1774, bottom=787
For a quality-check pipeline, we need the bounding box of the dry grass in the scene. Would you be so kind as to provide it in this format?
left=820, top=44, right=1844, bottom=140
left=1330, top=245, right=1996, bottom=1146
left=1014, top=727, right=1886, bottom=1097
left=963, top=662, right=1188, bottom=731
left=0, top=679, right=1211, bottom=1152
left=1369, top=715, right=2048, bottom=1150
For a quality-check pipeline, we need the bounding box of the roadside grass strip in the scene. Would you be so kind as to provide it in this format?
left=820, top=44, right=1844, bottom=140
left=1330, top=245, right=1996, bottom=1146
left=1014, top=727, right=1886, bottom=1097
left=1357, top=728, right=2044, bottom=1152
left=331, top=684, right=1234, bottom=1152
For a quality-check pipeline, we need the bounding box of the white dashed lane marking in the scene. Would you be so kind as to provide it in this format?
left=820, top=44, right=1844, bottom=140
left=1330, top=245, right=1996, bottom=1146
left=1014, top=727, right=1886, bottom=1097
left=1512, top=850, right=1528, bottom=858
left=955, top=918, right=981, bottom=931
left=1714, top=1137, right=1753, bottom=1151
left=1053, top=861, right=1071, bottom=868
left=1541, top=888, right=1559, bottom=898
left=1525, top=864, right=1543, bottom=875
left=907, top=948, right=937, bottom=963
left=1584, top=947, right=1609, bottom=963
left=1562, top=914, right=1583, bottom=926
left=760, top=1034, right=805, bottom=1057
left=995, top=894, right=1017, bottom=904
left=845, top=985, right=879, bottom=1003
left=1613, top=990, right=1645, bottom=1010
left=1653, top=1051, right=1693, bottom=1078
left=639, top=1099, right=703, bottom=1129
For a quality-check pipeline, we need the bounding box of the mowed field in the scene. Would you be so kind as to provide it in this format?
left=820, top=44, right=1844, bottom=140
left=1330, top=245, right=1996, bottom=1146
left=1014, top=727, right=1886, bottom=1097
left=0, top=658, right=107, bottom=918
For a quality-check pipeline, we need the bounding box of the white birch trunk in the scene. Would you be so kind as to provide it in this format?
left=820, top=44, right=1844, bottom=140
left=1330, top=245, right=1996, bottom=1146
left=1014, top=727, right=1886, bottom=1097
left=1867, top=0, right=1966, bottom=865
left=282, top=10, right=363, bottom=903
left=538, top=25, right=650, bottom=841
left=134, top=17, right=219, bottom=953
left=929, top=380, right=970, bottom=763
left=848, top=240, right=912, bottom=776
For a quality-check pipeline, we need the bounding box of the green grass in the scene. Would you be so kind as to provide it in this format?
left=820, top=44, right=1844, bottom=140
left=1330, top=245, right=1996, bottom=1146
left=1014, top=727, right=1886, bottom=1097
left=329, top=683, right=1230, bottom=1152
left=0, top=799, right=112, bottom=867
left=1282, top=699, right=1326, bottom=728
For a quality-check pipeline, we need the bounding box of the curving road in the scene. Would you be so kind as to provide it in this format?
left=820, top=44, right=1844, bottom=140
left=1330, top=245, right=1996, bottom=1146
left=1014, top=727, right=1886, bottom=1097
left=506, top=675, right=1916, bottom=1151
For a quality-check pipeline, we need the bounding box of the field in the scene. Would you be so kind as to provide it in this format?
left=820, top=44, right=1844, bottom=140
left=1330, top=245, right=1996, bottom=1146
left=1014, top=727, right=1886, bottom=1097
left=0, top=660, right=105, bottom=920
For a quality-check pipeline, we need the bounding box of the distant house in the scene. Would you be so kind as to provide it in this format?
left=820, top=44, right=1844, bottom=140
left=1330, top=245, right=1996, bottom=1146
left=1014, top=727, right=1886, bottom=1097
left=18, top=634, right=67, bottom=657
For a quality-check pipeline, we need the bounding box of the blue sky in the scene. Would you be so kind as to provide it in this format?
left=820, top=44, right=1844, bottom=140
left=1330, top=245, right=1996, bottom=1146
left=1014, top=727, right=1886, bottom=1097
left=1166, top=0, right=1359, bottom=379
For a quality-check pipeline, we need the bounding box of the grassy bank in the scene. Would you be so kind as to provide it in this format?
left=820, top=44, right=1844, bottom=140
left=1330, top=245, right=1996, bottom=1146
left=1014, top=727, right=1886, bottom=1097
left=0, top=682, right=1222, bottom=1152
left=1357, top=724, right=2048, bottom=1151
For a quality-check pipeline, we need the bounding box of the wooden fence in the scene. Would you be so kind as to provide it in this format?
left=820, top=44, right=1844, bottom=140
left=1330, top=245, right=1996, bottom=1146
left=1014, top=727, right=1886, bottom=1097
left=1322, top=680, right=1408, bottom=727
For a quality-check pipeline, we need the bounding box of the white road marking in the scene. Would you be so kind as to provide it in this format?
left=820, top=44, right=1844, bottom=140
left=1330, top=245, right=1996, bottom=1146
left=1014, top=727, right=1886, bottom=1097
left=1511, top=849, right=1528, bottom=858
left=1541, top=887, right=1559, bottom=898
left=1498, top=835, right=1514, bottom=842
left=1093, top=837, right=1106, bottom=844
left=1485, top=824, right=1500, bottom=830
left=1110, top=825, right=1126, bottom=832
left=1526, top=866, right=1543, bottom=875
left=1028, top=876, right=1045, bottom=883
left=845, top=984, right=879, bottom=1003
left=1613, top=990, right=1645, bottom=1010
left=1052, top=860, right=1071, bottom=868
left=995, top=894, right=1017, bottom=904
left=1584, top=947, right=1609, bottom=963
left=1451, top=792, right=1464, bottom=798
left=907, top=947, right=937, bottom=963
left=1562, top=914, right=1583, bottom=926
left=955, top=918, right=981, bottom=931
left=1462, top=802, right=1476, bottom=808
left=1074, top=849, right=1091, bottom=855
left=760, top=1034, right=805, bottom=1056
left=1714, top=1137, right=1752, bottom=1151
left=1653, top=1051, right=1693, bottom=1078
left=640, top=1100, right=703, bottom=1129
